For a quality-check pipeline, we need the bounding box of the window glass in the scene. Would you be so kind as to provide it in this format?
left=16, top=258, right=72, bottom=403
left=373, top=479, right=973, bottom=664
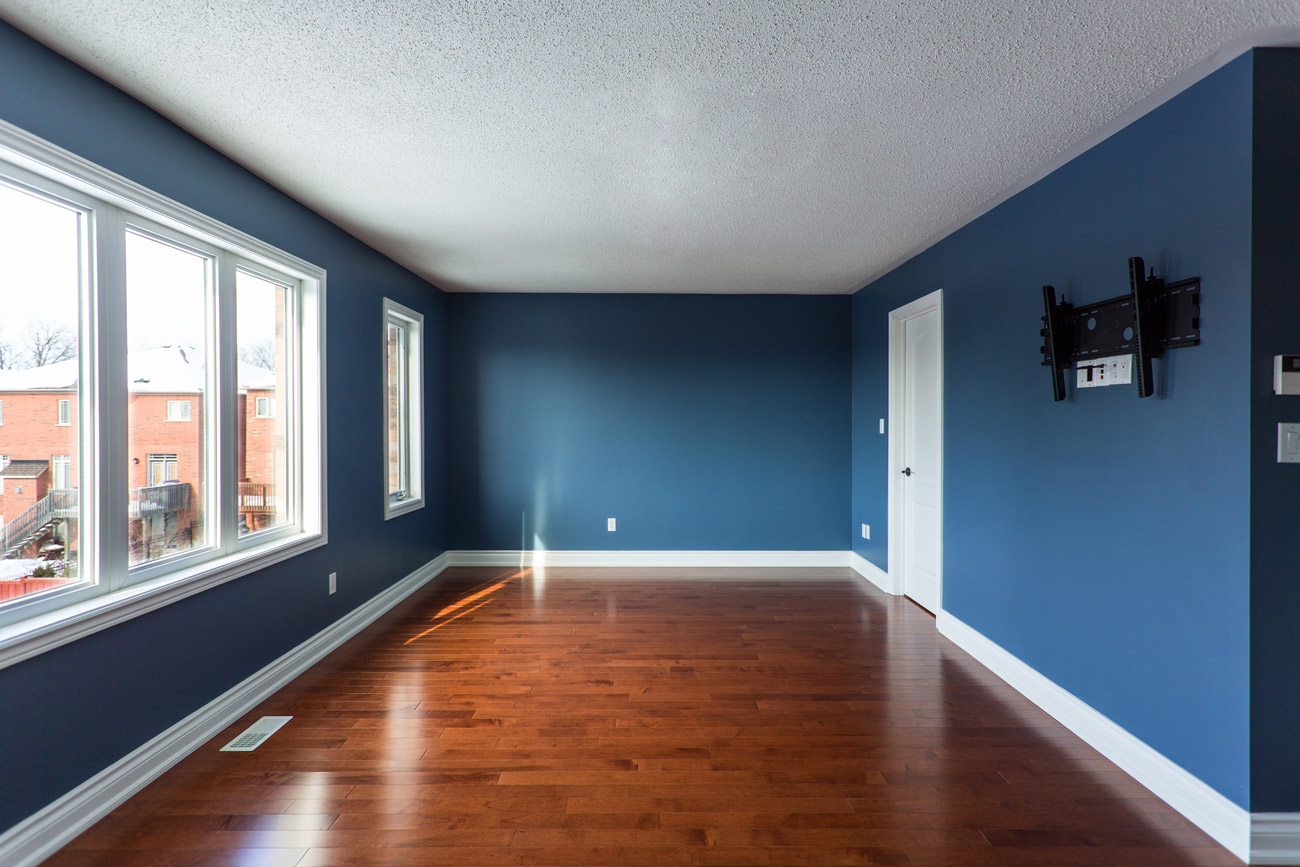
left=0, top=181, right=84, bottom=597
left=236, top=270, right=291, bottom=535
left=387, top=320, right=407, bottom=501
left=383, top=299, right=422, bottom=518
left=126, top=230, right=210, bottom=566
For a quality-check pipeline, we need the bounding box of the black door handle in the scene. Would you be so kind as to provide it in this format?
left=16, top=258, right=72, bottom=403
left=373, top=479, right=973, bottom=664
left=901, top=467, right=913, bottom=476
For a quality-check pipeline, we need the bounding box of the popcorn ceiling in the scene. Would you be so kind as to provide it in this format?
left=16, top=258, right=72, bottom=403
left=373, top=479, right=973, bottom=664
left=3, top=1, right=1297, bottom=293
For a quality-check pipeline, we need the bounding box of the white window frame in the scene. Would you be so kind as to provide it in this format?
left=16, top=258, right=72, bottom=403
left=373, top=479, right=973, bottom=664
left=165, top=399, right=192, bottom=422
left=52, top=454, right=71, bottom=490
left=0, top=398, right=4, bottom=424
left=57, top=398, right=70, bottom=425
left=0, top=119, right=327, bottom=669
left=254, top=396, right=274, bottom=418
left=382, top=298, right=423, bottom=519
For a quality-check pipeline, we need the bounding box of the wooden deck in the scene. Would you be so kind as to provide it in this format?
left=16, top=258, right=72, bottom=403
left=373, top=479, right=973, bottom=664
left=44, top=566, right=1240, bottom=866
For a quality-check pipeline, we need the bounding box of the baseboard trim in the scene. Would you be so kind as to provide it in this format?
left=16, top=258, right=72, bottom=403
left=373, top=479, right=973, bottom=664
left=848, top=552, right=894, bottom=594
left=1252, top=813, right=1300, bottom=865
left=445, top=550, right=853, bottom=569
left=0, top=551, right=450, bottom=867
left=936, top=611, right=1251, bottom=863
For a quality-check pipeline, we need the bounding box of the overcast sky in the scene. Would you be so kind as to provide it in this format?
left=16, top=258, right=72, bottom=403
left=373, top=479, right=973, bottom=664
left=0, top=180, right=277, bottom=364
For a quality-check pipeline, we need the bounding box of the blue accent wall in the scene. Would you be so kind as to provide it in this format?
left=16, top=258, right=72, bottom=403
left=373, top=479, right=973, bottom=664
left=1250, top=48, right=1300, bottom=813
left=0, top=22, right=448, bottom=832
left=446, top=293, right=851, bottom=551
left=851, top=57, right=1254, bottom=807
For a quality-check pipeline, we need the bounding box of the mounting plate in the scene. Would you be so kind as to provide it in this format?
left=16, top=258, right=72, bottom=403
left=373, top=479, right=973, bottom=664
left=1040, top=256, right=1200, bottom=401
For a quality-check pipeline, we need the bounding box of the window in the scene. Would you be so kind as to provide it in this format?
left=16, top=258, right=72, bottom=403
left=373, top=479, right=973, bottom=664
left=383, top=298, right=423, bottom=518
left=0, top=121, right=326, bottom=647
left=254, top=396, right=274, bottom=418
left=52, top=454, right=71, bottom=490
left=0, top=398, right=4, bottom=424
left=146, top=454, right=178, bottom=487
left=165, top=399, right=192, bottom=421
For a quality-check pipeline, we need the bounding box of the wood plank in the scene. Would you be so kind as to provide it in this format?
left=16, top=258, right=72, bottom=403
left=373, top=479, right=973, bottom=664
left=41, top=568, right=1238, bottom=866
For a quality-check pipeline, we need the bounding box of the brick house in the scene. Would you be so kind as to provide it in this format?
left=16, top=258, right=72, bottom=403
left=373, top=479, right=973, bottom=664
left=0, top=345, right=281, bottom=578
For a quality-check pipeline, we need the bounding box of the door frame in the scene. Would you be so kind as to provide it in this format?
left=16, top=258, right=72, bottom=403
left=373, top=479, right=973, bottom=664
left=887, top=288, right=944, bottom=606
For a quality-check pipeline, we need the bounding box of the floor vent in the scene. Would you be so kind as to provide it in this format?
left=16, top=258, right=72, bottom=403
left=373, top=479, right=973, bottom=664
left=220, top=715, right=292, bottom=752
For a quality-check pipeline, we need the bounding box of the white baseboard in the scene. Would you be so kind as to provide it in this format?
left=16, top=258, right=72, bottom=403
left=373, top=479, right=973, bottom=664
left=1253, top=813, right=1300, bottom=865
left=848, top=552, right=894, bottom=594
left=936, top=611, right=1252, bottom=863
left=445, top=550, right=853, bottom=569
left=0, top=552, right=450, bottom=867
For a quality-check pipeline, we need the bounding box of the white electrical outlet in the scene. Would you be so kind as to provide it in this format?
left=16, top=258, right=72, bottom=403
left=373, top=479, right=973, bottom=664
left=861, top=523, right=870, bottom=540
left=607, top=518, right=616, bottom=532
left=1077, top=354, right=1133, bottom=389
left=328, top=572, right=337, bottom=595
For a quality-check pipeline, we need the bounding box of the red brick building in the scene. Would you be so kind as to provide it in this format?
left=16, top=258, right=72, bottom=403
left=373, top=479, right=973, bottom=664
left=0, top=346, right=280, bottom=583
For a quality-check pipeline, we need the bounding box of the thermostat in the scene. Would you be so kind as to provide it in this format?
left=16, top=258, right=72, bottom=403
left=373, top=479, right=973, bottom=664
left=1275, top=356, right=1300, bottom=395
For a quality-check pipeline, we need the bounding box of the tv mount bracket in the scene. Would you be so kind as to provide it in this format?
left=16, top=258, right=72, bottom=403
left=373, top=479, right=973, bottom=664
left=1039, top=256, right=1200, bottom=401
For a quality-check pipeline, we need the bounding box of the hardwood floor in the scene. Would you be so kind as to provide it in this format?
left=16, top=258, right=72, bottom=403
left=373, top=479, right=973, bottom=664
left=45, top=567, right=1241, bottom=866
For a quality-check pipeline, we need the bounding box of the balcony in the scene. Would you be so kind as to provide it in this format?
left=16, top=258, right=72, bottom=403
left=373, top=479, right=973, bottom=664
left=129, top=481, right=192, bottom=518
left=238, top=482, right=278, bottom=515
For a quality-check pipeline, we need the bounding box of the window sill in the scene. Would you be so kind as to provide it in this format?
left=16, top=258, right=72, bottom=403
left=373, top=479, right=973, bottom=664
left=384, top=496, right=425, bottom=520
left=0, top=530, right=325, bottom=671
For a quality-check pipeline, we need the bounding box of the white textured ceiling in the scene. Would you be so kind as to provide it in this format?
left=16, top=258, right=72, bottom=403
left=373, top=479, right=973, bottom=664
left=2, top=2, right=1298, bottom=294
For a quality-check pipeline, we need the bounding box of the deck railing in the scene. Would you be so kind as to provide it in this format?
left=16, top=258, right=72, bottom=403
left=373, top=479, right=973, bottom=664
left=129, top=482, right=192, bottom=518
left=0, top=489, right=78, bottom=558
left=238, top=482, right=277, bottom=514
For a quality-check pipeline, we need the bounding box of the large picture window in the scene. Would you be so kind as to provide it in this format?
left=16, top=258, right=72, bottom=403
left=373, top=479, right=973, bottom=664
left=0, top=122, right=326, bottom=648
left=383, top=298, right=423, bottom=519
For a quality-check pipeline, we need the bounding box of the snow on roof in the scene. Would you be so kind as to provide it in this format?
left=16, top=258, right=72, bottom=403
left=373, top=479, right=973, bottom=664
left=0, top=357, right=77, bottom=390
left=0, top=346, right=277, bottom=393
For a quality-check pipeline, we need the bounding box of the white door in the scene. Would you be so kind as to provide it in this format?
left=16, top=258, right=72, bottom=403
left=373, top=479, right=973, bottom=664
left=891, top=292, right=943, bottom=613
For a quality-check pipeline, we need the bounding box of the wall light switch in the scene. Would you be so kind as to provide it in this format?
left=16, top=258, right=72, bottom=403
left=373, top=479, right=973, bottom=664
left=879, top=418, right=885, bottom=434
left=328, top=572, right=337, bottom=595
left=861, top=523, right=870, bottom=540
left=607, top=517, right=616, bottom=531
left=1279, top=423, right=1300, bottom=463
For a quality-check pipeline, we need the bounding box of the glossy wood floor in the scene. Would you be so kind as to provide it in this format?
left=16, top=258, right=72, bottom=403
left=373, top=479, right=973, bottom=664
left=46, top=567, right=1242, bottom=866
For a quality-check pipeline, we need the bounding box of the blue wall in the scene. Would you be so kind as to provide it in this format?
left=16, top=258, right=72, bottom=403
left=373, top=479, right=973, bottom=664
left=851, top=57, right=1254, bottom=806
left=1250, top=49, right=1300, bottom=813
left=447, top=293, right=850, bottom=551
left=0, top=22, right=448, bottom=832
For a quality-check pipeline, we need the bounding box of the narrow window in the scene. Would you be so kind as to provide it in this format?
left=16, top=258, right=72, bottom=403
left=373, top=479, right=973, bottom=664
left=0, top=398, right=4, bottom=424
left=57, top=398, right=70, bottom=425
left=254, top=396, right=274, bottom=418
left=52, top=454, right=71, bottom=490
left=383, top=299, right=423, bottom=518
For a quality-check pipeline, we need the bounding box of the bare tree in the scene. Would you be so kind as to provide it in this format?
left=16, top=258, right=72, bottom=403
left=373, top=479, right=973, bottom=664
left=239, top=339, right=276, bottom=370
left=23, top=320, right=77, bottom=368
left=0, top=328, right=14, bottom=370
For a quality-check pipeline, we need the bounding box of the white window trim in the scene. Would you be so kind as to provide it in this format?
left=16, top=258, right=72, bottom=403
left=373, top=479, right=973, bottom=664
left=165, top=399, right=192, bottom=422
left=0, top=118, right=328, bottom=671
left=57, top=398, right=71, bottom=425
left=255, top=396, right=274, bottom=418
left=382, top=298, right=424, bottom=520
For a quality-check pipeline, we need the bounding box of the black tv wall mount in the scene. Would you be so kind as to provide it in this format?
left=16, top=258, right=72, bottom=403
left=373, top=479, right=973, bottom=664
left=1039, top=256, right=1200, bottom=401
